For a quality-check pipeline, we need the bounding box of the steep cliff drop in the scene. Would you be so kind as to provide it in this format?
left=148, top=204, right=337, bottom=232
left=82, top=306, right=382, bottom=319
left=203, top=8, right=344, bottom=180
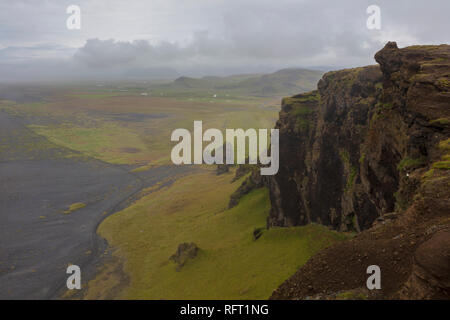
left=268, top=42, right=450, bottom=299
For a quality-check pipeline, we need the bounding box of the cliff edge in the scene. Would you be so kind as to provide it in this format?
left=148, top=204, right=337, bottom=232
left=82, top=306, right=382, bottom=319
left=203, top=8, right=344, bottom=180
left=269, top=42, right=450, bottom=299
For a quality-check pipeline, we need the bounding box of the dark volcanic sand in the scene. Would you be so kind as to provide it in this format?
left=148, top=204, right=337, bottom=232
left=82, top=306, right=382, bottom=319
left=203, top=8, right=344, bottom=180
left=0, top=111, right=193, bottom=299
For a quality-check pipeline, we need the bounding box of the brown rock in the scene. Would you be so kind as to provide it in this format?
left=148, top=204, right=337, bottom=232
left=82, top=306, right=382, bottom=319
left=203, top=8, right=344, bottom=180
left=170, top=242, right=199, bottom=271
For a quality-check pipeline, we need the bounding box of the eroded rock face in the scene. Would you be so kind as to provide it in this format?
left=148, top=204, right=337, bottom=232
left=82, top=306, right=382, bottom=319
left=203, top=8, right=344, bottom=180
left=269, top=42, right=450, bottom=300
left=267, top=42, right=450, bottom=232
left=398, top=230, right=450, bottom=299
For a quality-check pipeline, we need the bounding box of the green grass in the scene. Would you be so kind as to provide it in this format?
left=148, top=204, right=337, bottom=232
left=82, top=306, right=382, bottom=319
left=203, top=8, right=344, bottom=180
left=30, top=123, right=151, bottom=164
left=430, top=138, right=450, bottom=170
left=439, top=138, right=450, bottom=152
left=295, top=117, right=310, bottom=131
left=336, top=291, right=368, bottom=300
left=64, top=202, right=86, bottom=214
left=339, top=150, right=350, bottom=165
left=433, top=161, right=450, bottom=170
left=292, top=106, right=314, bottom=117
left=13, top=94, right=278, bottom=166
left=84, top=170, right=349, bottom=299
left=345, top=166, right=358, bottom=192
left=429, top=118, right=450, bottom=126
left=359, top=152, right=366, bottom=164
left=284, top=93, right=317, bottom=133
left=397, top=156, right=426, bottom=171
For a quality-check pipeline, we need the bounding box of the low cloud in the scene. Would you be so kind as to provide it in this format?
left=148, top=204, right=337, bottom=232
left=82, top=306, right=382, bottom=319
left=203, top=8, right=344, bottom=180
left=0, top=0, right=448, bottom=82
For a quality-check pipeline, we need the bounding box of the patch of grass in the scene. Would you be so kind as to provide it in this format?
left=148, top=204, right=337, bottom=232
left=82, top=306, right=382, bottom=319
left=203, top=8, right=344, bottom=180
left=85, top=171, right=350, bottom=299
left=422, top=168, right=435, bottom=180
left=336, top=291, right=367, bottom=300
left=130, top=163, right=156, bottom=173
left=345, top=166, right=358, bottom=192
left=375, top=102, right=394, bottom=110
left=31, top=123, right=151, bottom=165
left=436, top=78, right=450, bottom=88
left=432, top=161, right=450, bottom=170
left=429, top=118, right=450, bottom=126
left=283, top=92, right=319, bottom=107
left=19, top=95, right=278, bottom=165
left=292, top=106, right=314, bottom=118
left=359, top=152, right=366, bottom=164
left=407, top=45, right=441, bottom=50
left=439, top=138, right=450, bottom=152
left=288, top=97, right=315, bottom=133
left=397, top=156, right=426, bottom=171
left=430, top=139, right=450, bottom=171
left=295, top=117, right=310, bottom=131
left=64, top=202, right=86, bottom=214
left=339, top=150, right=350, bottom=165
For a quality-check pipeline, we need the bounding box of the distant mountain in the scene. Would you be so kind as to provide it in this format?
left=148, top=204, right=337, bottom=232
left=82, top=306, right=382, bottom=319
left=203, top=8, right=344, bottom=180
left=149, top=68, right=323, bottom=97
left=219, top=68, right=324, bottom=96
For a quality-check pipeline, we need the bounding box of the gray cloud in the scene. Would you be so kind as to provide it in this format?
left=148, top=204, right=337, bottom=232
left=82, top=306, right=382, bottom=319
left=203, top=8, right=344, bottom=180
left=0, top=0, right=449, bottom=82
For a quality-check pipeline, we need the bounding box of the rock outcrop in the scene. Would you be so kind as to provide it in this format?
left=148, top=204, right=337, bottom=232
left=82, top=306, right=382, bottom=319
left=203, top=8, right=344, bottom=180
left=170, top=242, right=199, bottom=271
left=228, top=165, right=264, bottom=208
left=269, top=42, right=450, bottom=299
left=267, top=42, right=450, bottom=232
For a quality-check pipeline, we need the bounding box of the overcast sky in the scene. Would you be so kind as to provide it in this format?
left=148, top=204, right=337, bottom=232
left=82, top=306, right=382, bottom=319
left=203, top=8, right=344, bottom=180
left=0, top=0, right=449, bottom=82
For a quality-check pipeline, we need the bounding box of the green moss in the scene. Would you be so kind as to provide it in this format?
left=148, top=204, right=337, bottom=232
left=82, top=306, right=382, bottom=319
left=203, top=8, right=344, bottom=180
left=397, top=156, right=426, bottom=171
left=432, top=161, right=450, bottom=170
left=345, top=166, right=358, bottom=192
left=283, top=91, right=319, bottom=107
left=407, top=45, right=441, bottom=50
left=429, top=118, right=450, bottom=126
left=295, top=117, right=310, bottom=131
left=422, top=169, right=435, bottom=180
left=339, top=150, right=350, bottom=165
left=439, top=138, right=450, bottom=152
left=436, top=78, right=450, bottom=88
left=359, top=152, right=366, bottom=164
left=288, top=96, right=315, bottom=132
left=292, top=106, right=314, bottom=117
left=375, top=102, right=393, bottom=110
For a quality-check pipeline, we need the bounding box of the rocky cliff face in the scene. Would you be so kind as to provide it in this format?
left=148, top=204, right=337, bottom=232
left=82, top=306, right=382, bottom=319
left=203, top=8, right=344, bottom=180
left=267, top=42, right=450, bottom=232
left=268, top=42, right=450, bottom=299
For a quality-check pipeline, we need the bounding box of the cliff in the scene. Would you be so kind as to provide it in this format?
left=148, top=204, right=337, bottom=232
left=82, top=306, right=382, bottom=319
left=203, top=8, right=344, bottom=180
left=267, top=42, right=449, bottom=231
left=268, top=42, right=450, bottom=299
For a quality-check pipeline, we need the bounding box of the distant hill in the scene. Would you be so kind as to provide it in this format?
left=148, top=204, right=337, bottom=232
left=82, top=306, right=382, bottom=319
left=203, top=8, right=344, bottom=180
left=149, top=68, right=323, bottom=97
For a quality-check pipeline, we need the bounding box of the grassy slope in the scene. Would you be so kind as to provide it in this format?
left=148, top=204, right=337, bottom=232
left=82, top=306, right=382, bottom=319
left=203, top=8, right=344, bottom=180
left=84, top=169, right=350, bottom=299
